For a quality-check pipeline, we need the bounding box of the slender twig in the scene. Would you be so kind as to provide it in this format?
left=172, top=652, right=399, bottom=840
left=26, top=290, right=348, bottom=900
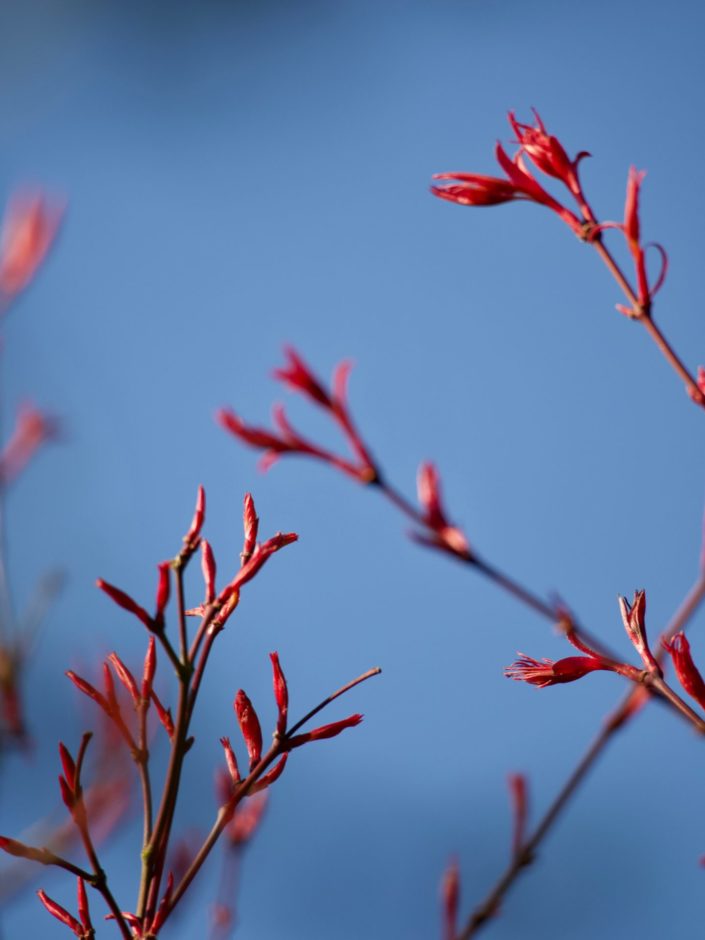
left=154, top=629, right=182, bottom=678
left=458, top=572, right=705, bottom=937
left=286, top=666, right=382, bottom=737
left=42, top=852, right=94, bottom=882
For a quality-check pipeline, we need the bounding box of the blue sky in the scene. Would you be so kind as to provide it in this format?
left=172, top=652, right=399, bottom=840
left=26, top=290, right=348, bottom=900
left=1, top=1, right=704, bottom=937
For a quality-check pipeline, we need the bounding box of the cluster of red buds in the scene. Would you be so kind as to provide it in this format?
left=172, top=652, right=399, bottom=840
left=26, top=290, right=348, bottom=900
left=218, top=346, right=377, bottom=483
left=431, top=110, right=592, bottom=235
left=431, top=110, right=669, bottom=323
left=505, top=590, right=656, bottom=690
left=220, top=348, right=472, bottom=563
left=0, top=486, right=377, bottom=937
left=37, top=879, right=94, bottom=939
left=504, top=589, right=705, bottom=738
left=219, top=652, right=363, bottom=808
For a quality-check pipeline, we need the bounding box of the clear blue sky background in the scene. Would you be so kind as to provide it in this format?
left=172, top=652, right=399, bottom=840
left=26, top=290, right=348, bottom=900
left=1, top=1, right=704, bottom=937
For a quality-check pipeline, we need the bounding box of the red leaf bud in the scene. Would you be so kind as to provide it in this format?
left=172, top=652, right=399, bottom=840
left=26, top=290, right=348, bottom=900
left=96, top=579, right=153, bottom=631
left=416, top=462, right=470, bottom=557
left=217, top=409, right=290, bottom=454
left=108, top=653, right=140, bottom=707
left=76, top=878, right=92, bottom=931
left=37, top=889, right=83, bottom=935
left=141, top=637, right=157, bottom=701
left=270, top=652, right=288, bottom=736
left=154, top=562, right=171, bottom=623
left=220, top=735, right=241, bottom=784
left=234, top=690, right=262, bottom=769
left=102, top=662, right=117, bottom=709
left=508, top=110, right=581, bottom=193
left=618, top=590, right=660, bottom=673
left=58, top=742, right=76, bottom=791
left=286, top=713, right=363, bottom=749
left=66, top=671, right=112, bottom=716
left=663, top=632, right=705, bottom=711
left=228, top=532, right=298, bottom=594
left=58, top=774, right=75, bottom=810
left=183, top=484, right=206, bottom=548
left=201, top=539, right=217, bottom=603
left=624, top=166, right=645, bottom=248
left=0, top=191, right=64, bottom=298
left=273, top=346, right=333, bottom=409
left=242, top=493, right=259, bottom=561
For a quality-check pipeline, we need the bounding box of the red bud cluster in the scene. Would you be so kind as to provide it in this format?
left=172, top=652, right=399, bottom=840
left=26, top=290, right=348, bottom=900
left=37, top=878, right=94, bottom=939
left=218, top=347, right=377, bottom=483
left=431, top=111, right=590, bottom=235
left=221, top=652, right=366, bottom=808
